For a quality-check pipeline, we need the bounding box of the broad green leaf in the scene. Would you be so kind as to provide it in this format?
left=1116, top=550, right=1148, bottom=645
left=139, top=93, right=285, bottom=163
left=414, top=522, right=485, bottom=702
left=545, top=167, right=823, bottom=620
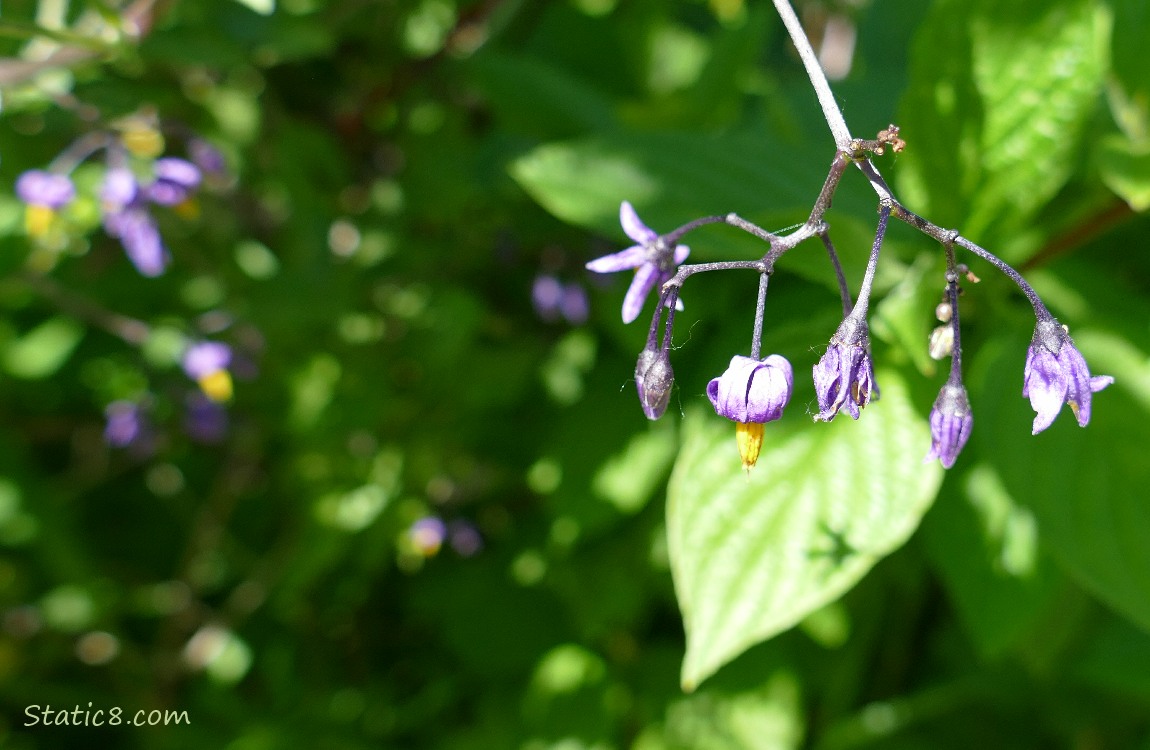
left=3, top=316, right=84, bottom=380
left=975, top=330, right=1150, bottom=634
left=667, top=370, right=942, bottom=690
left=899, top=0, right=1109, bottom=257
left=1097, top=135, right=1150, bottom=211
left=921, top=464, right=1063, bottom=658
left=509, top=130, right=822, bottom=256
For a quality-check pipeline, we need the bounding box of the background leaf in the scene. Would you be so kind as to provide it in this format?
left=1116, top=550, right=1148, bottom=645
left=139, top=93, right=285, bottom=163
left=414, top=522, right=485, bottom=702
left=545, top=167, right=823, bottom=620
left=667, top=369, right=942, bottom=690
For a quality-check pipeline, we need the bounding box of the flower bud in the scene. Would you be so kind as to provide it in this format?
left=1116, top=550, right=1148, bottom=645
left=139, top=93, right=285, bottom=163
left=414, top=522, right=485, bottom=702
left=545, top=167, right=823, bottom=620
left=635, top=346, right=674, bottom=420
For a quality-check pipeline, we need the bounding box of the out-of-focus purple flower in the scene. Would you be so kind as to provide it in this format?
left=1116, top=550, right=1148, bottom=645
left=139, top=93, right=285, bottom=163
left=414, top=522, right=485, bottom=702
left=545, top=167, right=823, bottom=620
left=448, top=521, right=483, bottom=557
left=16, top=170, right=76, bottom=208
left=635, top=345, right=675, bottom=420
left=105, top=206, right=169, bottom=277
left=813, top=316, right=877, bottom=421
left=182, top=341, right=234, bottom=402
left=560, top=283, right=589, bottom=325
left=532, top=275, right=564, bottom=322
left=101, top=167, right=139, bottom=209
left=585, top=201, right=689, bottom=324
left=188, top=138, right=227, bottom=176
left=409, top=517, right=447, bottom=557
left=925, top=381, right=973, bottom=469
left=1024, top=318, right=1113, bottom=434
left=707, top=354, right=793, bottom=424
left=146, top=158, right=201, bottom=206
left=104, top=401, right=146, bottom=447
left=533, top=275, right=590, bottom=325
left=184, top=392, right=229, bottom=444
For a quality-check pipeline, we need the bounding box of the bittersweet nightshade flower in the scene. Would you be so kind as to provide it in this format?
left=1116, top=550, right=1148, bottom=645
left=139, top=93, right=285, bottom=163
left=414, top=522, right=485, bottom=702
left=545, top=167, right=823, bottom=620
left=101, top=168, right=171, bottom=276
left=925, top=381, right=973, bottom=469
left=104, top=400, right=146, bottom=448
left=707, top=354, right=793, bottom=469
left=182, top=341, right=234, bottom=402
left=813, top=316, right=876, bottom=421
left=16, top=170, right=76, bottom=237
left=532, top=276, right=589, bottom=325
left=1024, top=318, right=1113, bottom=434
left=635, top=345, right=675, bottom=420
left=409, top=517, right=447, bottom=557
left=147, top=157, right=201, bottom=206
left=707, top=354, right=793, bottom=423
left=16, top=170, right=76, bottom=208
left=585, top=201, right=689, bottom=324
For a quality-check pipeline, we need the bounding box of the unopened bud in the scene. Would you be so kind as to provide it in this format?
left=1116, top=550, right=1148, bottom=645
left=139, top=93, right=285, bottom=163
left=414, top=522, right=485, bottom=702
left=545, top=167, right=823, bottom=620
left=635, top=347, right=674, bottom=420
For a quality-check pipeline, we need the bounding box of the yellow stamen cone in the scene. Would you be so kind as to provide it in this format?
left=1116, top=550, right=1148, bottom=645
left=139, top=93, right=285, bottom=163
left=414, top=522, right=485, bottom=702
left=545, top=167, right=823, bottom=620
left=24, top=205, right=55, bottom=238
left=173, top=198, right=201, bottom=220
left=197, top=369, right=234, bottom=403
left=122, top=127, right=165, bottom=158
left=735, top=421, right=765, bottom=471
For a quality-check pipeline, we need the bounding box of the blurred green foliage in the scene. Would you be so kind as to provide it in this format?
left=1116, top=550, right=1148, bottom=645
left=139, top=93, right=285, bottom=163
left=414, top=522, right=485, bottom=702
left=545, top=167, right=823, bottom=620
left=0, top=0, right=1149, bottom=748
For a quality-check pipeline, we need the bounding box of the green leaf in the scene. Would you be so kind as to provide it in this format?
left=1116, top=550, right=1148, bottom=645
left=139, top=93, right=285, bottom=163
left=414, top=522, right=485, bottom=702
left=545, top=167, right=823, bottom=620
left=921, top=464, right=1063, bottom=659
left=667, top=370, right=942, bottom=690
left=509, top=130, right=822, bottom=256
left=1097, top=135, right=1150, bottom=211
left=3, top=316, right=84, bottom=380
left=898, top=0, right=1109, bottom=256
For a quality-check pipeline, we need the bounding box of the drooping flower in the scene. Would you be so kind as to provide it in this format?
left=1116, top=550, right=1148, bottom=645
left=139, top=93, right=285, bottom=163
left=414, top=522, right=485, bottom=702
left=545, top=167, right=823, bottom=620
left=16, top=170, right=76, bottom=238
left=1024, top=318, right=1113, bottom=434
left=925, top=381, right=973, bottom=469
left=532, top=277, right=589, bottom=325
left=707, top=354, right=793, bottom=469
left=188, top=138, right=227, bottom=177
left=103, top=400, right=156, bottom=456
left=182, top=341, right=234, bottom=402
left=813, top=315, right=877, bottom=421
left=448, top=521, right=483, bottom=557
left=585, top=201, right=689, bottom=324
left=635, top=344, right=675, bottom=420
left=100, top=167, right=171, bottom=276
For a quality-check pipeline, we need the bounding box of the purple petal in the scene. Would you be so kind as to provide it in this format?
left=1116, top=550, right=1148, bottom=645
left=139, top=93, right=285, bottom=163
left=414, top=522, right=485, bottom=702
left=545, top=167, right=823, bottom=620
left=110, top=207, right=169, bottom=277
left=182, top=341, right=232, bottom=379
left=621, top=263, right=659, bottom=324
left=673, top=244, right=690, bottom=264
left=586, top=245, right=646, bottom=273
left=620, top=201, right=657, bottom=245
left=101, top=168, right=138, bottom=208
left=16, top=170, right=75, bottom=208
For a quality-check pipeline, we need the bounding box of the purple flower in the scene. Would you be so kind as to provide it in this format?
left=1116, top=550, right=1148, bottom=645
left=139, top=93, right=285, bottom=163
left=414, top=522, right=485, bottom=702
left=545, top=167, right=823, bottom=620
left=184, top=392, right=229, bottom=444
left=16, top=170, right=75, bottom=208
left=101, top=167, right=139, bottom=209
left=635, top=345, right=675, bottom=420
left=146, top=158, right=201, bottom=206
left=409, top=516, right=447, bottom=557
left=182, top=341, right=234, bottom=402
left=104, top=401, right=147, bottom=448
left=182, top=341, right=232, bottom=379
left=707, top=354, right=793, bottom=423
left=813, top=316, right=877, bottom=421
left=585, top=201, right=689, bottom=324
left=448, top=521, right=483, bottom=557
left=925, top=381, right=973, bottom=469
left=188, top=138, right=227, bottom=176
left=100, top=168, right=171, bottom=276
left=105, top=206, right=169, bottom=277
left=1024, top=319, right=1113, bottom=434
left=533, top=276, right=590, bottom=325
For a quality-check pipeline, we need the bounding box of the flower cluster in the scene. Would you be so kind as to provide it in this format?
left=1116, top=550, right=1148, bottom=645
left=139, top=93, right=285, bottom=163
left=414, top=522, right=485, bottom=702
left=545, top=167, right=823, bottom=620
left=585, top=148, right=1112, bottom=471
left=13, top=119, right=225, bottom=276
